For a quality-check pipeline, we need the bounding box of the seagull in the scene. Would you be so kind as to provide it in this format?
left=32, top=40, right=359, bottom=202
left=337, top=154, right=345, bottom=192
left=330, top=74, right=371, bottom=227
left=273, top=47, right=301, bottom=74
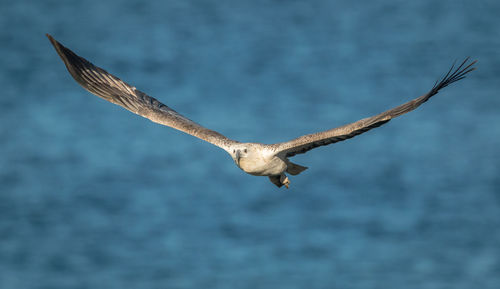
left=47, top=34, right=476, bottom=188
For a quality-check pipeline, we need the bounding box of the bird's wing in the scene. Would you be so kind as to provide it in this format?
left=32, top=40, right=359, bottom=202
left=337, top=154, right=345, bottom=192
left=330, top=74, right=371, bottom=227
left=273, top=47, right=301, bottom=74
left=272, top=58, right=476, bottom=157
left=47, top=34, right=238, bottom=150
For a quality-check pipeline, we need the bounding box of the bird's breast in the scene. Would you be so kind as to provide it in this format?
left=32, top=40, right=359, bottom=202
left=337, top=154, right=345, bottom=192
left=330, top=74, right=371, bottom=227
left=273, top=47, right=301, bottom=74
left=238, top=156, right=287, bottom=176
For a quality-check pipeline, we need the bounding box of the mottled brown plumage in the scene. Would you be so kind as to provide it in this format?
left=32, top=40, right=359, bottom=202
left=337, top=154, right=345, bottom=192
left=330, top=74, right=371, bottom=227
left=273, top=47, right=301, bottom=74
left=273, top=57, right=476, bottom=158
left=47, top=34, right=237, bottom=150
left=47, top=34, right=476, bottom=188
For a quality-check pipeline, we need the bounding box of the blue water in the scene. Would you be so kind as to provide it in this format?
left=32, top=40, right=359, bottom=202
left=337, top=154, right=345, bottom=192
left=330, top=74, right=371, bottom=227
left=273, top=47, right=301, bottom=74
left=1, top=1, right=500, bottom=288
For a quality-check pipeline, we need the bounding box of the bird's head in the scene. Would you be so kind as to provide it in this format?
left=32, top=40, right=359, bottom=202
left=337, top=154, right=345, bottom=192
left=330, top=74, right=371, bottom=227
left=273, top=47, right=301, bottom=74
left=229, top=143, right=259, bottom=167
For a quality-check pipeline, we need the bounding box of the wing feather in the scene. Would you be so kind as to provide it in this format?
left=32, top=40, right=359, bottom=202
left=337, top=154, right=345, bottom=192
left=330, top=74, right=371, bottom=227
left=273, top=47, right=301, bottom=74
left=47, top=34, right=238, bottom=150
left=273, top=58, right=476, bottom=157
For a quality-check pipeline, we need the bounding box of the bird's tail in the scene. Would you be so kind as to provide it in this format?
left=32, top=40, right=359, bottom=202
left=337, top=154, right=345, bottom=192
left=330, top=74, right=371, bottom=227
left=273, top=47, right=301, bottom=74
left=286, top=161, right=308, bottom=175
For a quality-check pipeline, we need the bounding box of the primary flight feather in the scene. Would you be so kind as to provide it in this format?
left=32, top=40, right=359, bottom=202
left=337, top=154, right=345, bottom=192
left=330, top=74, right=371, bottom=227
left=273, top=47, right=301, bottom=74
left=47, top=34, right=476, bottom=188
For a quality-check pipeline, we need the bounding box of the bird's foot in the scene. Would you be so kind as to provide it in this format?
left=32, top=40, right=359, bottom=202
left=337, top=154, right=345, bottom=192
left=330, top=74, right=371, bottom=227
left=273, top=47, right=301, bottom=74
left=281, top=175, right=290, bottom=189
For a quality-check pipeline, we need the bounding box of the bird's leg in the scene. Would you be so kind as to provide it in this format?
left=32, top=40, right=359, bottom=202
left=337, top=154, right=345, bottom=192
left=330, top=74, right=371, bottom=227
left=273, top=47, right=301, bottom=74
left=268, top=174, right=291, bottom=188
left=280, top=174, right=290, bottom=189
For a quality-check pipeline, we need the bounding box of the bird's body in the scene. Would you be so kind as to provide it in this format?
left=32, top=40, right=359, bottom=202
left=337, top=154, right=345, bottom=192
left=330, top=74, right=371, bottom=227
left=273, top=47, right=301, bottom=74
left=47, top=34, right=476, bottom=188
left=235, top=145, right=284, bottom=176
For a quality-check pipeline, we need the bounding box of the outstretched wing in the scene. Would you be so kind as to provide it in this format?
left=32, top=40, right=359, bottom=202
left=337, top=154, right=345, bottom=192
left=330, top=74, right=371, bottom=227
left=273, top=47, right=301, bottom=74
left=47, top=34, right=238, bottom=150
left=272, top=58, right=476, bottom=157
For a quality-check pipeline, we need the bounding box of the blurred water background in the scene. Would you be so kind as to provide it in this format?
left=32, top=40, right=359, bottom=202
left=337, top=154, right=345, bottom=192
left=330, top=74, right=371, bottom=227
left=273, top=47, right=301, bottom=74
left=1, top=0, right=500, bottom=288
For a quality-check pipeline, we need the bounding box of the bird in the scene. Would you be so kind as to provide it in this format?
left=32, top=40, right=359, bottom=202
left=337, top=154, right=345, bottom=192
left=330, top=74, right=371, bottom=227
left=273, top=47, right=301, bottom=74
left=47, top=34, right=476, bottom=188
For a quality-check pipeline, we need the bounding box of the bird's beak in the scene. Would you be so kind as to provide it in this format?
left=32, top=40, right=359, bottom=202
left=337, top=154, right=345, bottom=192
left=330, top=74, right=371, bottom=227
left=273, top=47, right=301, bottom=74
left=235, top=150, right=241, bottom=165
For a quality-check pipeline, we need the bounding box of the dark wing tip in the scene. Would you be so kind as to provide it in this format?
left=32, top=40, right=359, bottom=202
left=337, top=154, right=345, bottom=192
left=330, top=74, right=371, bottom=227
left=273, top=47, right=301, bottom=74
left=46, top=34, right=161, bottom=113
left=46, top=34, right=123, bottom=104
left=46, top=34, right=84, bottom=70
left=46, top=33, right=66, bottom=59
left=431, top=57, right=477, bottom=93
left=46, top=33, right=55, bottom=43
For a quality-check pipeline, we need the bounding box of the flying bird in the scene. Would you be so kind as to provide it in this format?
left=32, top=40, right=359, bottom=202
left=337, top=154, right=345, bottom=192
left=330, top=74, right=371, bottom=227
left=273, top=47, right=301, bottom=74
left=47, top=34, right=476, bottom=188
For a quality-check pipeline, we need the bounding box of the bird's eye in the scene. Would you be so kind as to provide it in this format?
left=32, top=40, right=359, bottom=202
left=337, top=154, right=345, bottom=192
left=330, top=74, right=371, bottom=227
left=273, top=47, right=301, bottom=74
left=244, top=149, right=247, bottom=153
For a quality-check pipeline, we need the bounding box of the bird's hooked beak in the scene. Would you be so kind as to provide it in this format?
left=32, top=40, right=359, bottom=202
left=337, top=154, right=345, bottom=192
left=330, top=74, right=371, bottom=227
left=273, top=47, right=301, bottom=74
left=235, top=149, right=241, bottom=166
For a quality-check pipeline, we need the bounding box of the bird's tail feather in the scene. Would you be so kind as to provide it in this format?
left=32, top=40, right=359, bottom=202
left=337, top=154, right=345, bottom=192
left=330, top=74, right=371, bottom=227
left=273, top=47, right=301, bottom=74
left=286, top=162, right=308, bottom=175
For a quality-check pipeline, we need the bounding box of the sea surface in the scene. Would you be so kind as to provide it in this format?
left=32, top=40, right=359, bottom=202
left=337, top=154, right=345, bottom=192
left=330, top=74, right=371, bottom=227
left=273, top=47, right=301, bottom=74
left=1, top=1, right=499, bottom=288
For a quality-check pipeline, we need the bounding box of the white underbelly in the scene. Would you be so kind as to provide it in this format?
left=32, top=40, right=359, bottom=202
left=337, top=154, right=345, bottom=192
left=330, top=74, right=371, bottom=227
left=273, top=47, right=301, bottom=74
left=238, top=157, right=287, bottom=176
